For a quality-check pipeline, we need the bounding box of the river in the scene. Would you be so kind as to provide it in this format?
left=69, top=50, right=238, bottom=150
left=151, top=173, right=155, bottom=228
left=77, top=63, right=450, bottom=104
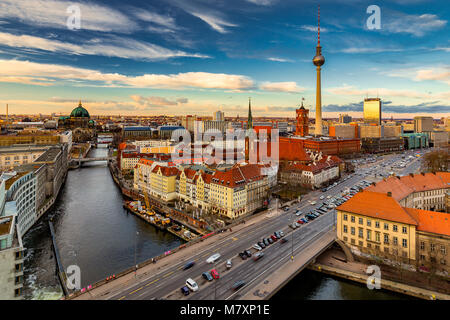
left=22, top=145, right=408, bottom=300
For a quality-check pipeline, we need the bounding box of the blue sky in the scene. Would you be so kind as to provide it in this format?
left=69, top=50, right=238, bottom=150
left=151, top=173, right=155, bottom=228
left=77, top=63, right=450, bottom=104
left=0, top=0, right=448, bottom=118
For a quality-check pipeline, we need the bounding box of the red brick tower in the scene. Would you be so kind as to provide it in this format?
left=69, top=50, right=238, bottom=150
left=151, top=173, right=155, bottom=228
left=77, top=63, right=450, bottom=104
left=295, top=99, right=309, bottom=136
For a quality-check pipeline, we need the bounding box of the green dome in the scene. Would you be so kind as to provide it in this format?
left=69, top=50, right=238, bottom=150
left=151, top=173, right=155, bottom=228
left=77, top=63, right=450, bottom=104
left=70, top=101, right=90, bottom=118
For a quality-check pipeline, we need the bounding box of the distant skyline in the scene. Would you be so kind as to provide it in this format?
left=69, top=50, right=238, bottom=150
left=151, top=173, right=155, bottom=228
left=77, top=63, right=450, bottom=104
left=0, top=0, right=449, bottom=118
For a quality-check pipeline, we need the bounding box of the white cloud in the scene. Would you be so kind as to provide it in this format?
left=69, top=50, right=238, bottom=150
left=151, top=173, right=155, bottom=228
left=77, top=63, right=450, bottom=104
left=300, top=25, right=327, bottom=32
left=188, top=11, right=237, bottom=33
left=266, top=57, right=293, bottom=63
left=340, top=47, right=404, bottom=54
left=327, top=85, right=450, bottom=100
left=382, top=13, right=446, bottom=37
left=386, top=66, right=450, bottom=85
left=0, top=0, right=137, bottom=33
left=0, top=32, right=209, bottom=60
left=130, top=95, right=188, bottom=109
left=134, top=10, right=178, bottom=30
left=245, top=0, right=275, bottom=5
left=259, top=82, right=305, bottom=93
left=0, top=59, right=255, bottom=91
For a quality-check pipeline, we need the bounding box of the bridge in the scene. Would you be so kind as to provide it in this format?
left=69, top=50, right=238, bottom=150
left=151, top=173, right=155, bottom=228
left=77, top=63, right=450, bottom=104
left=68, top=198, right=345, bottom=301
left=69, top=156, right=115, bottom=168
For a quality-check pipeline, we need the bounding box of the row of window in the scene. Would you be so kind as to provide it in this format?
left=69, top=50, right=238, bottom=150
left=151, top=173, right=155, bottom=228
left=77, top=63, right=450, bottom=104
left=343, top=225, right=408, bottom=248
left=420, top=242, right=447, bottom=254
left=343, top=214, right=408, bottom=234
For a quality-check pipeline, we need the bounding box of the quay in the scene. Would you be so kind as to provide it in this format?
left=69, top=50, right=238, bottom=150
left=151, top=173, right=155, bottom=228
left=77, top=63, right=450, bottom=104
left=49, top=220, right=70, bottom=297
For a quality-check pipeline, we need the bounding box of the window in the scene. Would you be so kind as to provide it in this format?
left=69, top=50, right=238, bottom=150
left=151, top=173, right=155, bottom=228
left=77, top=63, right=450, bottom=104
left=375, top=232, right=380, bottom=242
left=15, top=288, right=22, bottom=297
left=367, top=243, right=372, bottom=248
left=351, top=227, right=355, bottom=235
left=393, top=237, right=398, bottom=246
left=384, top=223, right=389, bottom=231
left=343, top=236, right=348, bottom=242
left=375, top=221, right=380, bottom=228
left=402, top=226, right=407, bottom=234
left=367, top=219, right=371, bottom=227
left=431, top=243, right=435, bottom=252
left=420, top=255, right=425, bottom=261
left=402, top=239, right=407, bottom=248
left=393, top=225, right=398, bottom=232
left=441, top=245, right=446, bottom=255
left=384, top=247, right=389, bottom=253
left=440, top=259, right=446, bottom=265
left=367, top=230, right=371, bottom=241
left=351, top=238, right=355, bottom=244
left=343, top=225, right=348, bottom=233
left=358, top=228, right=363, bottom=238
left=384, top=234, right=389, bottom=244
left=420, top=242, right=425, bottom=251
left=343, top=214, right=348, bottom=221
left=359, top=218, right=363, bottom=225
left=351, top=216, right=355, bottom=223
left=359, top=241, right=363, bottom=246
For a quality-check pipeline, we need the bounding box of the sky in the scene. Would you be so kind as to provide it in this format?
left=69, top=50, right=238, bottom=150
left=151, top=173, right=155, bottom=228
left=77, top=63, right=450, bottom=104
left=0, top=0, right=449, bottom=119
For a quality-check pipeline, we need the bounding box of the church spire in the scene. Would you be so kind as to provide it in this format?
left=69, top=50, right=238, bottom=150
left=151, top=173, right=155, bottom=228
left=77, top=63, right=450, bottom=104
left=247, top=97, right=253, bottom=129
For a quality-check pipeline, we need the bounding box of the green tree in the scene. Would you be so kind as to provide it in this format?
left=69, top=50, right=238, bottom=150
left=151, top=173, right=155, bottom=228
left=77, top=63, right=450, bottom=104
left=423, top=151, right=449, bottom=172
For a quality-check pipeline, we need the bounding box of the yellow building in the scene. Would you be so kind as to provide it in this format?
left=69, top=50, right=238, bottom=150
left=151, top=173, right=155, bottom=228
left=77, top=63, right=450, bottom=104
left=149, top=165, right=178, bottom=201
left=337, top=190, right=450, bottom=275
left=363, top=98, right=381, bottom=125
left=0, top=134, right=60, bottom=147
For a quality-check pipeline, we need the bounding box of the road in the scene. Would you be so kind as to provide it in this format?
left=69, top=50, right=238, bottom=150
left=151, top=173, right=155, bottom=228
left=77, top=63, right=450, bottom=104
left=94, top=149, right=427, bottom=300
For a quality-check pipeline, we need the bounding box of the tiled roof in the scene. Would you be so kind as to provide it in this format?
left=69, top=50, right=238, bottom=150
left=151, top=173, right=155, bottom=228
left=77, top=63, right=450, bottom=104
left=337, top=191, right=418, bottom=226
left=365, top=172, right=449, bottom=201
left=211, top=164, right=263, bottom=188
left=152, top=165, right=179, bottom=176
left=404, top=207, right=450, bottom=237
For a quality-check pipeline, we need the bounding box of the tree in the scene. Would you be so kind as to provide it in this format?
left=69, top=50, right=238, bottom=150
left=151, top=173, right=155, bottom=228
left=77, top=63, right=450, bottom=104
left=423, top=151, right=449, bottom=172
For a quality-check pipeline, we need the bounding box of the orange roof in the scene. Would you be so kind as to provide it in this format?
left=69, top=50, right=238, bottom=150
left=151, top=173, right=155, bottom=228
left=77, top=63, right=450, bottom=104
left=365, top=172, right=449, bottom=201
left=405, top=207, right=450, bottom=237
left=152, top=165, right=179, bottom=176
left=211, top=164, right=263, bottom=188
left=337, top=191, right=418, bottom=226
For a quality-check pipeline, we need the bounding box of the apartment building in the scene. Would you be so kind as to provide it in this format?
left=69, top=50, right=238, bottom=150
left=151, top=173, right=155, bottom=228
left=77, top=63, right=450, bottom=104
left=0, top=146, right=48, bottom=170
left=365, top=172, right=449, bottom=212
left=337, top=181, right=450, bottom=275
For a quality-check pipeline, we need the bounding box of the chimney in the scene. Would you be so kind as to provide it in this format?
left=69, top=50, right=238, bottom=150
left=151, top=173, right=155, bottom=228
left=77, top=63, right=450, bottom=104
left=387, top=191, right=392, bottom=197
left=409, top=173, right=414, bottom=177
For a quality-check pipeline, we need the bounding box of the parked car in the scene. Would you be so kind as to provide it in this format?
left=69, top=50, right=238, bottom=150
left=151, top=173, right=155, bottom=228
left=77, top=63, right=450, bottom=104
left=270, top=235, right=278, bottom=242
left=280, top=238, right=288, bottom=244
left=263, top=238, right=270, bottom=246
left=253, top=252, right=264, bottom=261
left=268, top=237, right=274, bottom=244
left=210, top=269, right=219, bottom=279
left=295, top=211, right=302, bottom=216
left=183, top=261, right=195, bottom=270
left=206, top=253, right=221, bottom=264
left=319, top=196, right=325, bottom=200
left=238, top=252, right=247, bottom=260
left=294, top=222, right=301, bottom=228
left=180, top=286, right=190, bottom=296
left=202, top=272, right=213, bottom=281
left=232, top=280, right=246, bottom=291
left=289, top=223, right=297, bottom=229
left=244, top=250, right=252, bottom=257
left=186, top=278, right=198, bottom=292
left=226, top=259, right=232, bottom=269
left=297, top=219, right=304, bottom=224
left=258, top=241, right=266, bottom=249
left=253, top=243, right=262, bottom=251
left=279, top=230, right=284, bottom=237
left=274, top=232, right=281, bottom=239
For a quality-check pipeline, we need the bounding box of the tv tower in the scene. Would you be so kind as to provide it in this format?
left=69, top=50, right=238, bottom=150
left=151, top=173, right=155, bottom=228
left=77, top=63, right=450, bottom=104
left=313, top=4, right=325, bottom=136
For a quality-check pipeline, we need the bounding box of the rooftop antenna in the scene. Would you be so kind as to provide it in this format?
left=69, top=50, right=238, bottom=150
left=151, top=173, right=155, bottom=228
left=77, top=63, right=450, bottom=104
left=318, top=4, right=321, bottom=46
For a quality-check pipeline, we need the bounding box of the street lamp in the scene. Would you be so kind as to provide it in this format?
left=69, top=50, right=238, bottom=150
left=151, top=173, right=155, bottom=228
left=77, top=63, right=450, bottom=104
left=134, top=231, right=139, bottom=278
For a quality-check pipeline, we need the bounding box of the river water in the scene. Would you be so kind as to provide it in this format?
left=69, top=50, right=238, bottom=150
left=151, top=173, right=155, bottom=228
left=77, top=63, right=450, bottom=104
left=22, top=145, right=408, bottom=300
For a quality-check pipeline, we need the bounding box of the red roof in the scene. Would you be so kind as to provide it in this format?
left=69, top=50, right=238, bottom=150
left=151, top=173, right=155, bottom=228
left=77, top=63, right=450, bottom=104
left=405, top=207, right=450, bottom=237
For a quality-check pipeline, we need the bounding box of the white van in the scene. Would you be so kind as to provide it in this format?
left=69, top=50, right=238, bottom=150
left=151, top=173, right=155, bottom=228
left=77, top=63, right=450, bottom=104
left=206, top=253, right=221, bottom=264
left=186, top=278, right=199, bottom=292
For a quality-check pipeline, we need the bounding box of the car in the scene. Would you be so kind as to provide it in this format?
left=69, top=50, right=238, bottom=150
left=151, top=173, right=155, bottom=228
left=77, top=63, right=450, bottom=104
left=319, top=196, right=325, bottom=200
left=279, top=230, right=284, bottom=237
left=232, top=280, right=246, bottom=291
left=180, top=286, right=190, bottom=296
left=258, top=241, right=266, bottom=249
left=321, top=188, right=327, bottom=192
left=263, top=238, right=270, bottom=246
left=274, top=232, right=281, bottom=239
left=310, top=201, right=317, bottom=205
left=283, top=207, right=289, bottom=212
left=294, top=222, right=301, bottom=228
left=297, top=219, right=304, bottom=224
left=253, top=252, right=264, bottom=261
left=300, top=218, right=308, bottom=223
left=238, top=252, right=247, bottom=260
left=186, top=278, right=199, bottom=292
left=280, top=238, right=288, bottom=244
left=289, top=223, right=297, bottom=229
left=202, top=272, right=213, bottom=281
left=270, top=235, right=278, bottom=242
left=226, top=259, right=232, bottom=269
left=244, top=250, right=252, bottom=257
left=210, top=269, right=219, bottom=279
left=295, top=211, right=302, bottom=216
left=268, top=237, right=274, bottom=244
left=183, top=261, right=195, bottom=270
left=253, top=243, right=262, bottom=251
left=206, top=253, right=221, bottom=264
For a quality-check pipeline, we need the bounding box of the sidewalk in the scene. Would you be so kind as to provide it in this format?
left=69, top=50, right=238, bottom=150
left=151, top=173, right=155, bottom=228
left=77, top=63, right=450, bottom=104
left=70, top=209, right=272, bottom=300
